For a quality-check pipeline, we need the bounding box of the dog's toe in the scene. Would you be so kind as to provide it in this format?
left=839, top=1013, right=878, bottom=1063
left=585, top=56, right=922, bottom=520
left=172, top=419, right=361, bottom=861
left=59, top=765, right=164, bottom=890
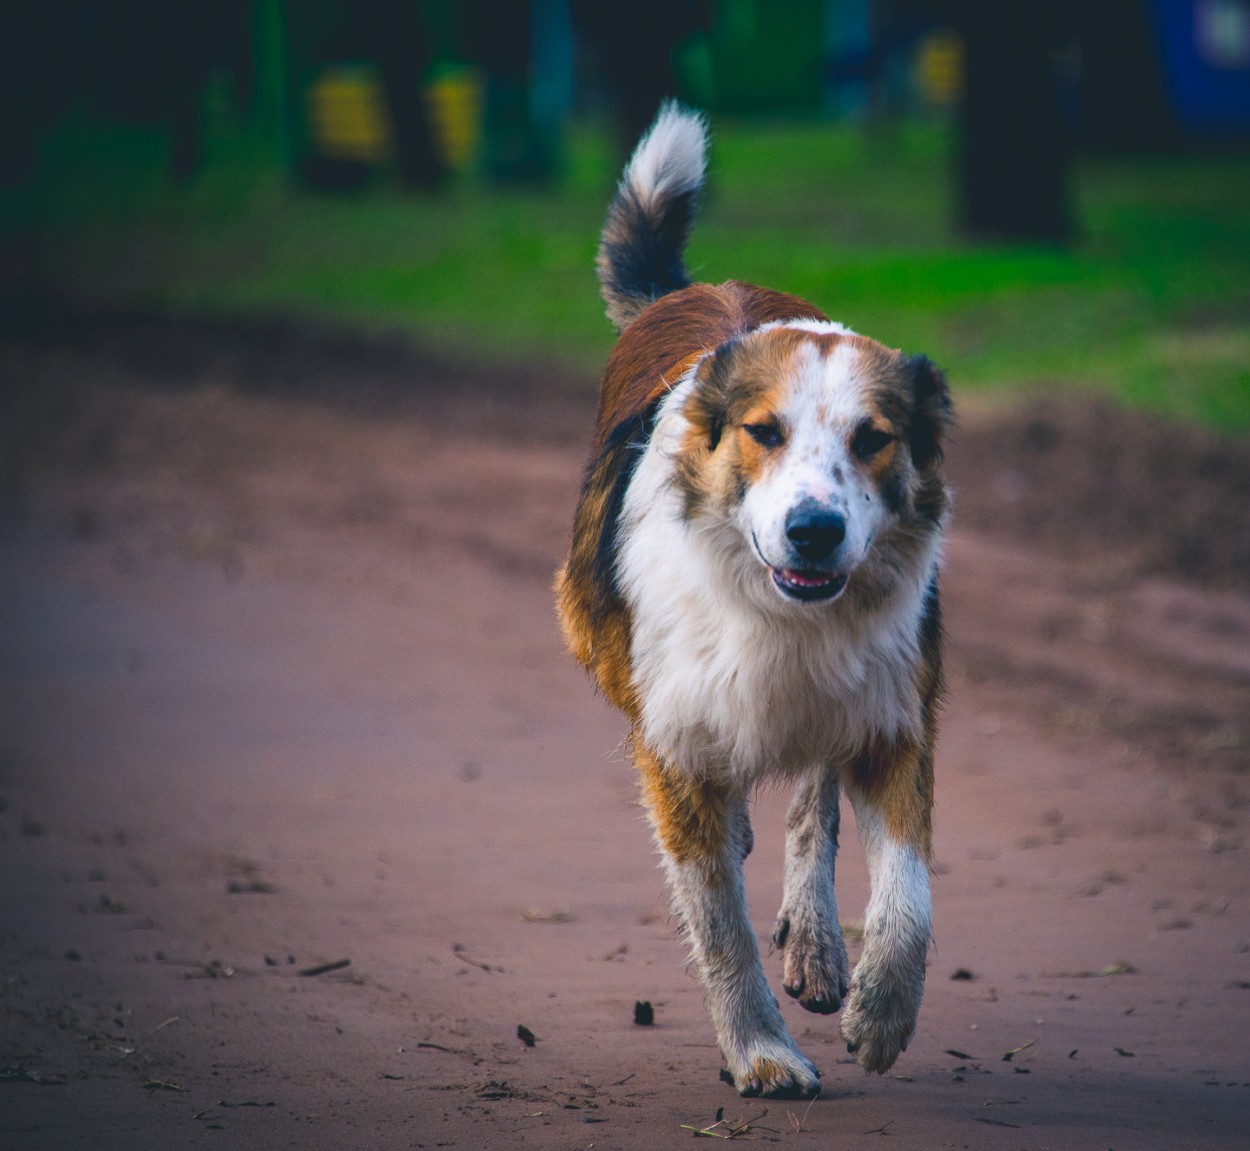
left=840, top=980, right=918, bottom=1075
left=772, top=916, right=790, bottom=949
left=723, top=1040, right=821, bottom=1099
left=777, top=918, right=850, bottom=1015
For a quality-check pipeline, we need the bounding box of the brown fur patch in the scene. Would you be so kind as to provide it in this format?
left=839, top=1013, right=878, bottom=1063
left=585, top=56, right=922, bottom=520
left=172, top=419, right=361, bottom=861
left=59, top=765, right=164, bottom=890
left=554, top=421, right=650, bottom=719
left=847, top=736, right=934, bottom=858
left=856, top=431, right=904, bottom=502
left=845, top=579, right=940, bottom=859
left=848, top=584, right=942, bottom=857
left=635, top=740, right=732, bottom=868
left=674, top=327, right=836, bottom=519
left=846, top=584, right=943, bottom=858
left=555, top=557, right=637, bottom=718
left=591, top=282, right=826, bottom=453
left=751, top=1056, right=811, bottom=1095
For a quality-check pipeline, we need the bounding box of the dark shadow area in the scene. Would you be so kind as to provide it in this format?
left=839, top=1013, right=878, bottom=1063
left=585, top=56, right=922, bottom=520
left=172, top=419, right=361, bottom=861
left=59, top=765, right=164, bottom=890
left=0, top=296, right=595, bottom=441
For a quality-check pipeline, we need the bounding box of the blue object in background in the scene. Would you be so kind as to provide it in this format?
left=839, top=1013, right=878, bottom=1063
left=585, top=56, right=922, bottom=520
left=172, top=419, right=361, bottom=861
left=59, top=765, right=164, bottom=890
left=1151, top=0, right=1250, bottom=133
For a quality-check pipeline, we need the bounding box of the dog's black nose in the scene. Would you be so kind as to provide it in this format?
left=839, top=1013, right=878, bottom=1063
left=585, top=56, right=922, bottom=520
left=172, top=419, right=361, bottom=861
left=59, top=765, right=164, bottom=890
left=785, top=502, right=846, bottom=564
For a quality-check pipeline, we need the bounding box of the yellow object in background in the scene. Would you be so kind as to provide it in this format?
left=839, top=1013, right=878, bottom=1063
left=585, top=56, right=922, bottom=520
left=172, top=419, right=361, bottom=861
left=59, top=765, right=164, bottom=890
left=306, top=63, right=482, bottom=171
left=307, top=64, right=393, bottom=162
left=917, top=29, right=965, bottom=107
left=425, top=67, right=483, bottom=172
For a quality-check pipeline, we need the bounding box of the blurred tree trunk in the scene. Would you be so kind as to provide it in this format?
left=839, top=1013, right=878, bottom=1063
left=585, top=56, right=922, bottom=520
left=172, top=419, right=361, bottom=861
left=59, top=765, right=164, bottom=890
left=951, top=3, right=1075, bottom=242
left=1079, top=0, right=1177, bottom=153
left=359, top=0, right=446, bottom=191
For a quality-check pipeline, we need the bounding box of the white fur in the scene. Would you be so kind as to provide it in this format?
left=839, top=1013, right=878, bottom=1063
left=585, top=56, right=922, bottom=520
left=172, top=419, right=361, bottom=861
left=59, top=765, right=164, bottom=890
left=660, top=792, right=821, bottom=1096
left=622, top=102, right=707, bottom=211
left=840, top=800, right=932, bottom=1073
left=617, top=343, right=940, bottom=786
left=756, top=317, right=859, bottom=339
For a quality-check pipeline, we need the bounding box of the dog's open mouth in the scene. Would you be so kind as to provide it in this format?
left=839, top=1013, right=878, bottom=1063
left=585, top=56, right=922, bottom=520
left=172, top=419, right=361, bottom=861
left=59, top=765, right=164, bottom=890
left=771, top=567, right=849, bottom=604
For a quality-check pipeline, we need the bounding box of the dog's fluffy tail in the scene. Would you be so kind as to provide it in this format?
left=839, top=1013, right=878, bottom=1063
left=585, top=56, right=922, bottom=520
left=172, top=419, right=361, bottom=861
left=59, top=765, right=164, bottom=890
left=596, top=102, right=707, bottom=332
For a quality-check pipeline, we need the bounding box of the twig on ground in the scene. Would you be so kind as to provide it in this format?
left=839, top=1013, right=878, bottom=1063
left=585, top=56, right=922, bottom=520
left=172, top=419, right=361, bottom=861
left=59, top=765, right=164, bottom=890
left=298, top=958, right=351, bottom=977
left=451, top=943, right=499, bottom=972
left=787, top=1095, right=820, bottom=1133
left=1002, top=1040, right=1037, bottom=1062
left=1044, top=960, right=1136, bottom=978
left=110, top=1015, right=181, bottom=1065
left=680, top=1108, right=770, bottom=1139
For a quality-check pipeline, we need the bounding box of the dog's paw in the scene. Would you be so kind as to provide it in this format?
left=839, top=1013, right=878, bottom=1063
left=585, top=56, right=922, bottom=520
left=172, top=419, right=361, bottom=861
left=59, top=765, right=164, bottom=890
left=722, top=1036, right=821, bottom=1098
left=773, top=914, right=849, bottom=1015
left=839, top=976, right=919, bottom=1075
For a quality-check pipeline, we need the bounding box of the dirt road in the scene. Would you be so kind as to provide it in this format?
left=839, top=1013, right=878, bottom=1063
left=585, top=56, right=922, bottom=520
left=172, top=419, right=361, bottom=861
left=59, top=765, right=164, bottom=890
left=2, top=315, right=1248, bottom=1148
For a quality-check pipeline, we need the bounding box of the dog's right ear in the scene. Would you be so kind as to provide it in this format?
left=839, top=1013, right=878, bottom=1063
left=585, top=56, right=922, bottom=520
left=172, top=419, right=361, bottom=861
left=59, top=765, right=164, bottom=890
left=905, top=355, right=952, bottom=471
left=684, top=340, right=740, bottom=452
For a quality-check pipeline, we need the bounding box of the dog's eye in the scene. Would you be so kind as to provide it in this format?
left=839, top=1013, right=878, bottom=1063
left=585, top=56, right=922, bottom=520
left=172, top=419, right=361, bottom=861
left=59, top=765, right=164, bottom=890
left=852, top=424, right=894, bottom=459
left=743, top=422, right=783, bottom=448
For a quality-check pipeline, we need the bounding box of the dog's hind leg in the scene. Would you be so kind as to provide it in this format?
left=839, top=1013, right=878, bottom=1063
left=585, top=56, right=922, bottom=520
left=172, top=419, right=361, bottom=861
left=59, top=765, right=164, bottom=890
left=772, top=767, right=850, bottom=1015
left=636, top=742, right=820, bottom=1098
left=840, top=740, right=934, bottom=1075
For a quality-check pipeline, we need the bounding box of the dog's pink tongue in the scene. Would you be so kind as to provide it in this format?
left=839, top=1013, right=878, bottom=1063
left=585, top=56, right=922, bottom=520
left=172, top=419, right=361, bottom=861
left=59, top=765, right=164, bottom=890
left=781, top=569, right=832, bottom=587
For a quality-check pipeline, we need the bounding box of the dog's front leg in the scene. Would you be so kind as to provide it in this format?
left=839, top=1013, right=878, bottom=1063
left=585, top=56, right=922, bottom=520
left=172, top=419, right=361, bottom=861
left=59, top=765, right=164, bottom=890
left=772, top=767, right=850, bottom=1014
left=636, top=742, right=820, bottom=1098
left=840, top=741, right=933, bottom=1074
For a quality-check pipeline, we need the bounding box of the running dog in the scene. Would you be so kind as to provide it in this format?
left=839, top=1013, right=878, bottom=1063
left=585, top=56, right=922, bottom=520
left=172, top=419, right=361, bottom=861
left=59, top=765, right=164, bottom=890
left=556, top=104, right=951, bottom=1098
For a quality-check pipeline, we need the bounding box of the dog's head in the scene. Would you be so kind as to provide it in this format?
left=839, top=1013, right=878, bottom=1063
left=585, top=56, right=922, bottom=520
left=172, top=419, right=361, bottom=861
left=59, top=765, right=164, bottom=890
left=674, top=322, right=951, bottom=607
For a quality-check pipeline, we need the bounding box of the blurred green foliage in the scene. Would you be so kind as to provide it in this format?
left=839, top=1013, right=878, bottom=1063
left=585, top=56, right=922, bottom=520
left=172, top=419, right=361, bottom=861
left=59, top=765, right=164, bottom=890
left=4, top=108, right=1249, bottom=428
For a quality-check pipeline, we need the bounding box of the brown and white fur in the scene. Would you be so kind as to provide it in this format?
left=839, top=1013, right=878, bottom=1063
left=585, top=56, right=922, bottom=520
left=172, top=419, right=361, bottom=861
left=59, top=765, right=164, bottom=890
left=556, top=104, right=952, bottom=1098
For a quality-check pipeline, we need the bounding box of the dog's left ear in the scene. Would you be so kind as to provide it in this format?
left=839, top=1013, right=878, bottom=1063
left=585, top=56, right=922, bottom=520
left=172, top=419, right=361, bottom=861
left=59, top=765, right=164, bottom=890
left=906, top=355, right=952, bottom=471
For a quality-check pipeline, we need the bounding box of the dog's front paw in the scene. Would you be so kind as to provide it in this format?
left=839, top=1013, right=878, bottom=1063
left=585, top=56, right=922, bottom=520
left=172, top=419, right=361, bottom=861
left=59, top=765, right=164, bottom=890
left=773, top=914, right=849, bottom=1014
left=839, top=974, right=919, bottom=1075
left=722, top=1035, right=821, bottom=1098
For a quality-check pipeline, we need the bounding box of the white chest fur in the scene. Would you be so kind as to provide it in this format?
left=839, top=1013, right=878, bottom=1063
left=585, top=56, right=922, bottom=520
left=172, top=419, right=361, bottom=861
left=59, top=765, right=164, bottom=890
left=617, top=394, right=937, bottom=784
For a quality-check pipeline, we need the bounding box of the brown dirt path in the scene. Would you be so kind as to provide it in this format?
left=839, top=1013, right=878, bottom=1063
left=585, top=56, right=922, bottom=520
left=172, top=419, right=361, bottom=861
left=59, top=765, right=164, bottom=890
left=2, top=316, right=1248, bottom=1148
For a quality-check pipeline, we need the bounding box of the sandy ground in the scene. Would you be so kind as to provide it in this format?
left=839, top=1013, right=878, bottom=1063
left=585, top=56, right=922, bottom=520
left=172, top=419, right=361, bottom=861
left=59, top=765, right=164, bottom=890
left=2, top=314, right=1249, bottom=1149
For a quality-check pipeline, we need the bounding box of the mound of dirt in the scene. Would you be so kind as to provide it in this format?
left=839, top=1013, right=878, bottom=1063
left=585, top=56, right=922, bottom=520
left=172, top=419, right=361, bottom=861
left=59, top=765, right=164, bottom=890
left=949, top=395, right=1250, bottom=592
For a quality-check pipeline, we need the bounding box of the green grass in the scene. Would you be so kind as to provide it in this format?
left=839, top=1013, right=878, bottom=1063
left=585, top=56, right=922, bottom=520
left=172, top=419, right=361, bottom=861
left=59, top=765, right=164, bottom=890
left=5, top=109, right=1249, bottom=429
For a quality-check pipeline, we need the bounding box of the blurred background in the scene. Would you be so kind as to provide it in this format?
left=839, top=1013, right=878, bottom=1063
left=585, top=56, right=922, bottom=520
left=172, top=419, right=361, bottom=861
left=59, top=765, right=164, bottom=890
left=1, top=0, right=1248, bottom=427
